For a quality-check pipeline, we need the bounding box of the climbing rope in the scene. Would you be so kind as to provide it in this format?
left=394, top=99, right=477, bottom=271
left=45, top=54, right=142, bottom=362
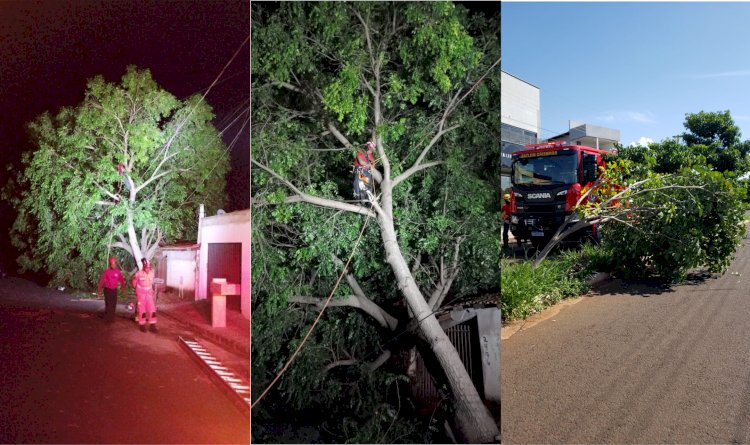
left=251, top=214, right=372, bottom=410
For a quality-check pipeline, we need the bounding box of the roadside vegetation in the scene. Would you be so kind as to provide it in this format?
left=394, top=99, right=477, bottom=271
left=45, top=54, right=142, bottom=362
left=501, top=244, right=612, bottom=321
left=502, top=110, right=749, bottom=322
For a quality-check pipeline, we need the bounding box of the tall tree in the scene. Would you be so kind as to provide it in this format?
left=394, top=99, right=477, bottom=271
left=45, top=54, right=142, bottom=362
left=7, top=66, right=229, bottom=288
left=681, top=110, right=750, bottom=174
left=252, top=2, right=499, bottom=443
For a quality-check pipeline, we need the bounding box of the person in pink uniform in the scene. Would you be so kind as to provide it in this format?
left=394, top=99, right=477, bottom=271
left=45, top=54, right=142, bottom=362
left=97, top=256, right=126, bottom=324
left=131, top=258, right=158, bottom=333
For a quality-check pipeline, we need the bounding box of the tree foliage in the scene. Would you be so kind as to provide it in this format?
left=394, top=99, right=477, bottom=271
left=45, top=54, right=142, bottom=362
left=597, top=162, right=745, bottom=281
left=252, top=2, right=499, bottom=442
left=537, top=111, right=747, bottom=282
left=7, top=66, right=229, bottom=288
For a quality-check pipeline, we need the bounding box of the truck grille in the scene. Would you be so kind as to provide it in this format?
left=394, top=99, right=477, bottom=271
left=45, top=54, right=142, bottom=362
left=523, top=203, right=556, bottom=214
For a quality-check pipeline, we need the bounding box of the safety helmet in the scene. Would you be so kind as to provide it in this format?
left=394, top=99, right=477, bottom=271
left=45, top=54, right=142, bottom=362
left=503, top=193, right=511, bottom=201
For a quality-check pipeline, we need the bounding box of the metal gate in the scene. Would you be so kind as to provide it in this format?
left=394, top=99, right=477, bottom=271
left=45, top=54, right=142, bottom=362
left=411, top=318, right=484, bottom=409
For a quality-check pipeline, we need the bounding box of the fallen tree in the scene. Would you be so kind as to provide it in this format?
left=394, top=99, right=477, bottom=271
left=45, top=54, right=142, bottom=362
left=252, top=2, right=500, bottom=443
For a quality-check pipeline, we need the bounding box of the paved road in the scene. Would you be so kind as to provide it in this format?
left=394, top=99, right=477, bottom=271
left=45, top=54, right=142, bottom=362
left=0, top=278, right=249, bottom=443
left=502, top=226, right=750, bottom=443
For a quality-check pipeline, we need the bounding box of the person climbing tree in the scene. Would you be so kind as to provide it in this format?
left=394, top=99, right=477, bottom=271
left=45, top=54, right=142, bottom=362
left=352, top=141, right=376, bottom=206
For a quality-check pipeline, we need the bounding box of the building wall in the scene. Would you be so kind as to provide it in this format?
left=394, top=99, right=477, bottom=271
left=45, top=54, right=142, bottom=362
left=161, top=249, right=196, bottom=295
left=501, top=71, right=541, bottom=134
left=548, top=121, right=621, bottom=151
left=197, top=209, right=251, bottom=319
left=501, top=71, right=541, bottom=191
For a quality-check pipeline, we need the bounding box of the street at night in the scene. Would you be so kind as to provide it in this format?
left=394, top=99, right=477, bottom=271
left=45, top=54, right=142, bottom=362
left=0, top=277, right=249, bottom=444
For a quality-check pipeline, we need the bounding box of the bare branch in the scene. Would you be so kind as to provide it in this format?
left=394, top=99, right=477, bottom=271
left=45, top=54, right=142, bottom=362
left=111, top=241, right=133, bottom=256
left=393, top=125, right=459, bottom=187
left=271, top=81, right=304, bottom=94
left=333, top=255, right=398, bottom=330
left=324, top=359, right=358, bottom=372
left=252, top=159, right=376, bottom=218
left=328, top=122, right=383, bottom=183
left=444, top=57, right=500, bottom=118
left=428, top=237, right=464, bottom=310
left=327, top=122, right=354, bottom=149
left=323, top=350, right=392, bottom=373
left=135, top=151, right=180, bottom=193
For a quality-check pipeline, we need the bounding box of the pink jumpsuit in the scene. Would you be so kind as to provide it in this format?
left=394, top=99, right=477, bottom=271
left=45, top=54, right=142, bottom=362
left=132, top=269, right=157, bottom=326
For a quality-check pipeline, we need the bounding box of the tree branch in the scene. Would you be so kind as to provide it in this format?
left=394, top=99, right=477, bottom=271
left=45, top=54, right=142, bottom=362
left=271, top=81, right=304, bottom=94
left=323, top=350, right=392, bottom=373
left=111, top=241, right=133, bottom=256
left=252, top=159, right=376, bottom=218
left=392, top=125, right=459, bottom=187
left=333, top=255, right=398, bottom=330
left=428, top=237, right=464, bottom=310
left=327, top=122, right=383, bottom=184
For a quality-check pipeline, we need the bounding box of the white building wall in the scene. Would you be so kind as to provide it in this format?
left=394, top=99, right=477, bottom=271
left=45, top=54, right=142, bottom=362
left=197, top=209, right=251, bottom=319
left=164, top=250, right=196, bottom=292
left=501, top=71, right=540, bottom=134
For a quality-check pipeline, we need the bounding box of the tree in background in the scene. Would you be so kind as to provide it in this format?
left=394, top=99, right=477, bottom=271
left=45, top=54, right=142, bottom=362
left=6, top=66, right=228, bottom=288
left=252, top=2, right=499, bottom=443
left=681, top=110, right=750, bottom=175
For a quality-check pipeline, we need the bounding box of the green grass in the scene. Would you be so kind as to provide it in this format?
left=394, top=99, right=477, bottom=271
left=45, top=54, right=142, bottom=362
left=501, top=244, right=614, bottom=321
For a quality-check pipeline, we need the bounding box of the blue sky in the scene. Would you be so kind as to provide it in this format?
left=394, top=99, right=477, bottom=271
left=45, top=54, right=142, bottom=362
left=502, top=2, right=750, bottom=146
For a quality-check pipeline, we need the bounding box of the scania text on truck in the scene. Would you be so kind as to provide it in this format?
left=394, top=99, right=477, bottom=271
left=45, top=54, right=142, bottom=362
left=508, top=141, right=608, bottom=248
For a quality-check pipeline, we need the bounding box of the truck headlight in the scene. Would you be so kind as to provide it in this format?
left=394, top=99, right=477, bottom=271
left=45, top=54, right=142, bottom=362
left=510, top=215, right=519, bottom=224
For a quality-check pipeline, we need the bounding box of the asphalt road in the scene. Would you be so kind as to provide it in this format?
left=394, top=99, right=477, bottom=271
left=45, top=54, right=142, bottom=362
left=502, top=226, right=750, bottom=443
left=0, top=278, right=249, bottom=444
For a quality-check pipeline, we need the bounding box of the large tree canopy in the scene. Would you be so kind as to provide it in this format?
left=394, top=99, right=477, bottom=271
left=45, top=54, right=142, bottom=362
left=252, top=2, right=499, bottom=443
left=7, top=66, right=229, bottom=288
left=533, top=111, right=748, bottom=281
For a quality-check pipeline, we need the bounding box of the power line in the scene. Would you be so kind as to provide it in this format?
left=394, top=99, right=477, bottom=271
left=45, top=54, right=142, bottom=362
left=501, top=115, right=569, bottom=140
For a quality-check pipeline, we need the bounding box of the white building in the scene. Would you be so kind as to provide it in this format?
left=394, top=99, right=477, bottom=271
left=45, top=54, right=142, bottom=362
left=196, top=208, right=250, bottom=319
left=547, top=120, right=620, bottom=151
left=501, top=71, right=541, bottom=192
left=157, top=207, right=250, bottom=320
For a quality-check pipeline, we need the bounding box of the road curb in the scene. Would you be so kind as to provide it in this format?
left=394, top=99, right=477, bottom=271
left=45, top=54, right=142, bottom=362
left=159, top=308, right=250, bottom=357
left=502, top=272, right=610, bottom=341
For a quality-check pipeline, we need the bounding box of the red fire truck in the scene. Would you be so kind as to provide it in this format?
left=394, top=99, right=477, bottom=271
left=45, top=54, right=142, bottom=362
left=508, top=141, right=609, bottom=248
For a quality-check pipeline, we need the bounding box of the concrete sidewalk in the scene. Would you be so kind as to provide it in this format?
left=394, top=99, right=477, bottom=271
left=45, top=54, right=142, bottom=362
left=159, top=300, right=250, bottom=357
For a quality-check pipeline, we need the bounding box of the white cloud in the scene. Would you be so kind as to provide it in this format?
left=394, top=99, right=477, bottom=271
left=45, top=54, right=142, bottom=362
left=593, top=111, right=655, bottom=126
left=690, top=70, right=750, bottom=79
left=625, top=112, right=656, bottom=124
left=629, top=137, right=653, bottom=147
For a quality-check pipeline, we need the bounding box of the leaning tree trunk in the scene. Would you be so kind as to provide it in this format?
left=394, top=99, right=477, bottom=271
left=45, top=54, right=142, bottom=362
left=379, top=211, right=499, bottom=443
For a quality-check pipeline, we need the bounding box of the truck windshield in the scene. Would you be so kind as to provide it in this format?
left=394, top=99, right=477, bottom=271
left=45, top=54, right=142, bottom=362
left=512, top=151, right=578, bottom=186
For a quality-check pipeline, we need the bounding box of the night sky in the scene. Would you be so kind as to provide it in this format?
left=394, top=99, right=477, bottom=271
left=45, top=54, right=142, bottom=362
left=0, top=0, right=250, bottom=253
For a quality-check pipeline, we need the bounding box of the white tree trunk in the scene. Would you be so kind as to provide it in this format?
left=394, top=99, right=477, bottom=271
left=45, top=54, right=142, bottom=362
left=378, top=211, right=498, bottom=443
left=125, top=205, right=144, bottom=269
